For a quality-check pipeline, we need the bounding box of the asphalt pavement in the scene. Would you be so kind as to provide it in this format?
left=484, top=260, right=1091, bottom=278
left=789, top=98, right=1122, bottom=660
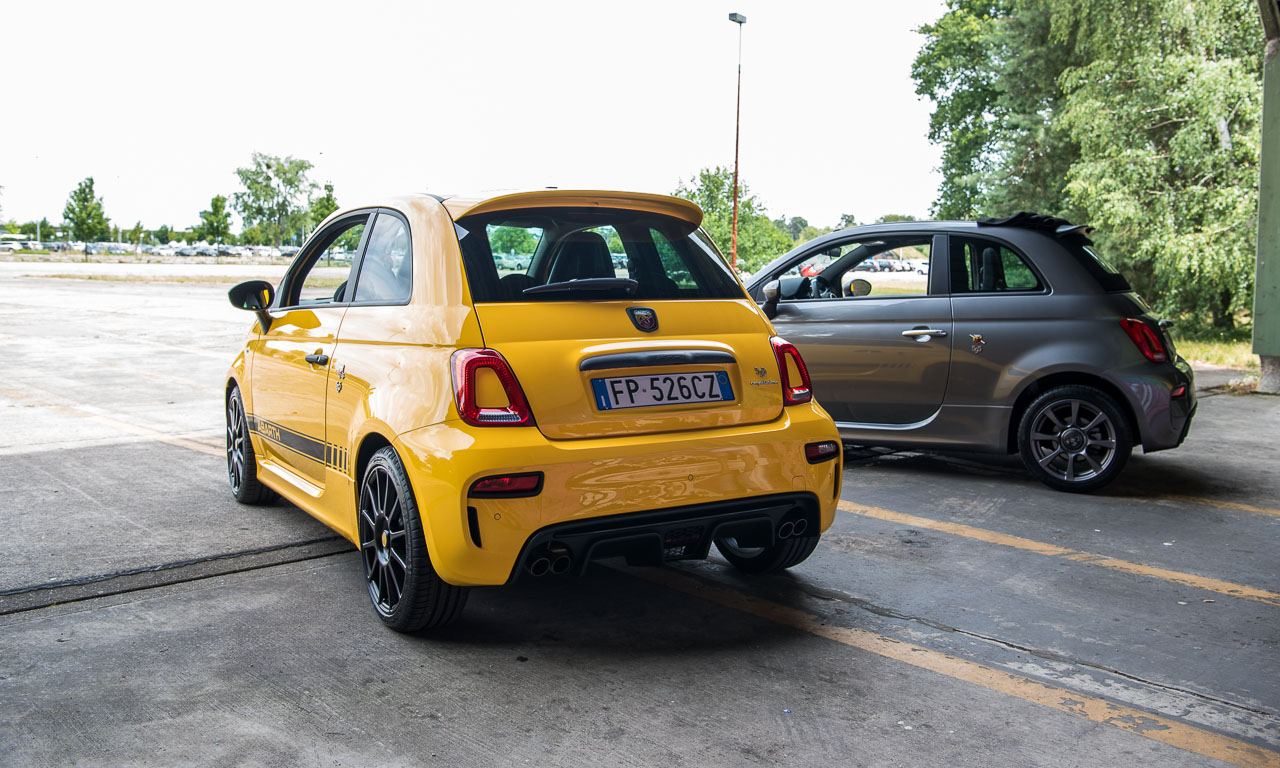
left=1, top=265, right=1277, bottom=767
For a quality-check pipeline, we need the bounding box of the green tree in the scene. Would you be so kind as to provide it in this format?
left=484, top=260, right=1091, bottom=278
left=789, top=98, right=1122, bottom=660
left=200, top=195, right=233, bottom=243
left=875, top=214, right=919, bottom=224
left=232, top=153, right=316, bottom=247
left=913, top=0, right=1262, bottom=327
left=62, top=177, right=111, bottom=243
left=309, top=183, right=339, bottom=227
left=673, top=166, right=794, bottom=273
left=837, top=213, right=861, bottom=229
left=153, top=225, right=172, bottom=244
left=128, top=221, right=145, bottom=245
left=490, top=226, right=539, bottom=254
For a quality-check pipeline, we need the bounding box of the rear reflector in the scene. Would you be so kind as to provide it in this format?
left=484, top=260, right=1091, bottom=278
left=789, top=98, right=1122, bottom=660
left=1119, top=318, right=1168, bottom=363
left=469, top=472, right=544, bottom=497
left=451, top=348, right=535, bottom=426
left=1171, top=385, right=1187, bottom=398
left=771, top=337, right=813, bottom=405
left=805, top=440, right=840, bottom=464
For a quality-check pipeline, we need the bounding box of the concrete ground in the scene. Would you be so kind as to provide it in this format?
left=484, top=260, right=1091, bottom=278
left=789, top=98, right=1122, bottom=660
left=1, top=265, right=1277, bottom=767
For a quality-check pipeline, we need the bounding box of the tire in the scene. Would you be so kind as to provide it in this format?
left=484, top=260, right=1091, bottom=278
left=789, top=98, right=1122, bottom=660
left=358, top=446, right=468, bottom=632
left=714, top=532, right=820, bottom=574
left=1017, top=385, right=1132, bottom=493
left=226, top=386, right=276, bottom=505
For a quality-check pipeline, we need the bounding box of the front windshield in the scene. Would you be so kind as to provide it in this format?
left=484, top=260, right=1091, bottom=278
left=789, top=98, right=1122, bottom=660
left=456, top=207, right=744, bottom=302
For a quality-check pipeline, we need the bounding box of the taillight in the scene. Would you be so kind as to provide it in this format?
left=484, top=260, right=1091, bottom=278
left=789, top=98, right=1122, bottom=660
left=469, top=472, right=543, bottom=497
left=805, top=440, right=840, bottom=463
left=450, top=348, right=535, bottom=426
left=1119, top=318, right=1168, bottom=363
left=771, top=337, right=813, bottom=405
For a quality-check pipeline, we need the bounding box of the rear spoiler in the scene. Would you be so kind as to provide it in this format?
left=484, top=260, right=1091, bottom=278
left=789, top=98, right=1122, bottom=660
left=977, top=212, right=1094, bottom=240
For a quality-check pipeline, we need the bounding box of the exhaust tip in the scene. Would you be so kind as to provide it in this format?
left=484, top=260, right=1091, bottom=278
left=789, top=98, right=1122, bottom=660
left=792, top=518, right=809, bottom=536
left=528, top=557, right=551, bottom=577
left=550, top=555, right=572, bottom=575
left=778, top=521, right=795, bottom=540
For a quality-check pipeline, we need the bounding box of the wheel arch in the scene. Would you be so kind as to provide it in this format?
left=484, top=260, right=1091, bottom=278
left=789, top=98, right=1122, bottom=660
left=1006, top=372, right=1139, bottom=453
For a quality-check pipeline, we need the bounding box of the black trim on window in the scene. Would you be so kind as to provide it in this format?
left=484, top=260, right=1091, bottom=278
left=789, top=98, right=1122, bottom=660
left=947, top=233, right=1050, bottom=296
left=276, top=210, right=375, bottom=310
left=346, top=208, right=414, bottom=307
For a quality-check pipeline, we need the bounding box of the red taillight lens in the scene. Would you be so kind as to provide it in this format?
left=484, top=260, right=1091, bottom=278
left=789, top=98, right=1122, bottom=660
left=1120, top=318, right=1168, bottom=363
left=469, top=472, right=543, bottom=497
left=450, top=348, right=535, bottom=427
left=805, top=440, right=840, bottom=463
left=771, top=337, right=813, bottom=405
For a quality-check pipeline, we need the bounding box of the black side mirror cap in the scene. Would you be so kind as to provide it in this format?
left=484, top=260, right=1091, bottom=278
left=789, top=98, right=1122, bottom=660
left=228, top=280, right=276, bottom=333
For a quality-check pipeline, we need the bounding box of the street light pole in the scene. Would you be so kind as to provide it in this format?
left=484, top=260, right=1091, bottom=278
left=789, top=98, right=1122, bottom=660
left=729, top=12, right=746, bottom=273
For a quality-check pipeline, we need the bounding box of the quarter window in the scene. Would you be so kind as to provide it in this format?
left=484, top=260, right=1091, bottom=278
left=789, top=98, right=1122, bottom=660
left=353, top=213, right=412, bottom=304
left=951, top=238, right=1043, bottom=293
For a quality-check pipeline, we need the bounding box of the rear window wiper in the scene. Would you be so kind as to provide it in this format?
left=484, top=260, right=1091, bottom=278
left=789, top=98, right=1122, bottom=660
left=522, top=278, right=638, bottom=297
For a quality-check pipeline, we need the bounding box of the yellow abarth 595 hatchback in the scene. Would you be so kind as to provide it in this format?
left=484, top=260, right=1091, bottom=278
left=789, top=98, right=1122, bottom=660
left=225, top=190, right=841, bottom=632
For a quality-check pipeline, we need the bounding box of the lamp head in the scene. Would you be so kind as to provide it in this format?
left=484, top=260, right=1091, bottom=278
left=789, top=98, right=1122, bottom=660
left=728, top=12, right=746, bottom=24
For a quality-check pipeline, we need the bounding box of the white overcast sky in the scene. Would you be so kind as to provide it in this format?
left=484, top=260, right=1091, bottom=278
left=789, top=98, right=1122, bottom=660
left=0, top=0, right=946, bottom=233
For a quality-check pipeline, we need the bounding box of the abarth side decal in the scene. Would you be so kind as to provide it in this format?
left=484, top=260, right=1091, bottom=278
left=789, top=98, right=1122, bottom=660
left=247, top=414, right=348, bottom=473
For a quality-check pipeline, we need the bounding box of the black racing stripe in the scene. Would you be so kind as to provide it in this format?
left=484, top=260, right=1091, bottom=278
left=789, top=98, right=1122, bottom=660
left=248, top=415, right=326, bottom=463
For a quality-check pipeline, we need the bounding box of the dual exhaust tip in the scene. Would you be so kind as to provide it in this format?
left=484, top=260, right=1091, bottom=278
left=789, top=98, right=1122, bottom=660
left=527, top=552, right=572, bottom=577
left=777, top=517, right=809, bottom=540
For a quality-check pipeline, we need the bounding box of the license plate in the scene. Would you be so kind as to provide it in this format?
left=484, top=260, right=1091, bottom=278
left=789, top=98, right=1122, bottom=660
left=591, top=371, right=734, bottom=410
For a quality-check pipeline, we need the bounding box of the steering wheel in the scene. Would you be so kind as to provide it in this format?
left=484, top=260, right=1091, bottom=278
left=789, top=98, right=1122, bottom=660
left=813, top=276, right=835, bottom=299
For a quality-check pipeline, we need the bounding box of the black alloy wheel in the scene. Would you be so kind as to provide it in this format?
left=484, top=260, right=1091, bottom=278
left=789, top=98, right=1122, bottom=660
left=358, top=446, right=468, bottom=632
left=1018, top=385, right=1132, bottom=493
left=225, top=386, right=274, bottom=505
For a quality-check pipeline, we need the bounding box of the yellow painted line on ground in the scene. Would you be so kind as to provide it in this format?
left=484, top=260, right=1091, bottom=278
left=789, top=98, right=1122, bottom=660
left=1121, top=491, right=1280, bottom=520
left=636, top=566, right=1280, bottom=768
left=2, top=388, right=222, bottom=458
left=839, top=501, right=1280, bottom=608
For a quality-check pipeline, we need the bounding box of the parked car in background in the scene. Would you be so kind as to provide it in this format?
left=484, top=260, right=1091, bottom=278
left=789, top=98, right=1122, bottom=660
left=225, top=190, right=841, bottom=631
left=748, top=212, right=1195, bottom=493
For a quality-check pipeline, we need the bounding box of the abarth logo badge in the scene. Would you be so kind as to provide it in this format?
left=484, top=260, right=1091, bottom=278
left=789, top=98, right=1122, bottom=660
left=755, top=367, right=768, bottom=378
left=627, top=307, right=659, bottom=333
left=970, top=334, right=986, bottom=354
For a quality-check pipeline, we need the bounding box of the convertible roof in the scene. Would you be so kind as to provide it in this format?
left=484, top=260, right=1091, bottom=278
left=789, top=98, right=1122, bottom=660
left=978, top=211, right=1095, bottom=239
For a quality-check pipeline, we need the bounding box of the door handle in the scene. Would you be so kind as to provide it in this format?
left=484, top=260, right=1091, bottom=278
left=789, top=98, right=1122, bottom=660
left=901, top=329, right=947, bottom=338
left=305, top=353, right=330, bottom=366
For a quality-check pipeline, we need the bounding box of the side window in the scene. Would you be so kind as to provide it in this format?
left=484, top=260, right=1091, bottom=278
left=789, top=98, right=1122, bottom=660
left=650, top=228, right=696, bottom=289
left=353, top=213, right=412, bottom=304
left=951, top=238, right=1042, bottom=293
left=773, top=236, right=931, bottom=301
left=287, top=215, right=369, bottom=307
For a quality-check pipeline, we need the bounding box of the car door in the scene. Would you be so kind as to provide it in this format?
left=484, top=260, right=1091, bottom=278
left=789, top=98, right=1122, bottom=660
left=762, top=233, right=952, bottom=425
left=249, top=212, right=372, bottom=489
left=946, top=234, right=1051, bottom=404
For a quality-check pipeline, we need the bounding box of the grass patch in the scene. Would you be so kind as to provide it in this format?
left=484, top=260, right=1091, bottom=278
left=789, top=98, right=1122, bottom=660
left=36, top=273, right=273, bottom=285
left=1171, top=325, right=1258, bottom=369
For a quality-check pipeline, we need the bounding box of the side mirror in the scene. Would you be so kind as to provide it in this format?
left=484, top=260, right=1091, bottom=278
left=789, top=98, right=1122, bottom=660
left=761, top=279, right=780, bottom=320
left=228, top=280, right=276, bottom=333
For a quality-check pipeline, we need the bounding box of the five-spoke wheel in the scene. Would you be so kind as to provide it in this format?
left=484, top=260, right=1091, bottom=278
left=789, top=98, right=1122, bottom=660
left=1018, top=385, right=1131, bottom=493
left=358, top=447, right=468, bottom=632
left=225, top=386, right=274, bottom=504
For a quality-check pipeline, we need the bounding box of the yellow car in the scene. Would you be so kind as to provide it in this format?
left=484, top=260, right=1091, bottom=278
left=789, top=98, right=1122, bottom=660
left=225, top=190, right=841, bottom=632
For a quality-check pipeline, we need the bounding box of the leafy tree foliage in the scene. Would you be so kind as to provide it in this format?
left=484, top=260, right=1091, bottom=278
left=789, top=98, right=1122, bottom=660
left=200, top=195, right=233, bottom=243
left=128, top=221, right=145, bottom=245
left=490, top=226, right=539, bottom=255
left=153, top=225, right=172, bottom=244
left=63, top=177, right=110, bottom=243
left=310, top=183, right=339, bottom=227
left=674, top=166, right=794, bottom=273
left=232, top=153, right=316, bottom=247
left=913, top=0, right=1263, bottom=327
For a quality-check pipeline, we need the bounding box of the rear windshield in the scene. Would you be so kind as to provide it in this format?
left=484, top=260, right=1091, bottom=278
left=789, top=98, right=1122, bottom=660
left=455, top=207, right=744, bottom=302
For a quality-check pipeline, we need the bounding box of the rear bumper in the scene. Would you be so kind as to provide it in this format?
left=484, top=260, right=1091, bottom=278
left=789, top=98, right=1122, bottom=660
left=1130, top=356, right=1195, bottom=453
left=395, top=403, right=840, bottom=586
left=509, top=492, right=820, bottom=583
